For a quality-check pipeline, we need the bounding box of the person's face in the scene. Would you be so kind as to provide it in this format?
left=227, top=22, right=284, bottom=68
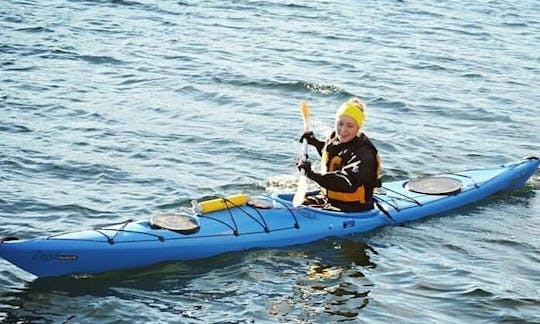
left=335, top=115, right=359, bottom=143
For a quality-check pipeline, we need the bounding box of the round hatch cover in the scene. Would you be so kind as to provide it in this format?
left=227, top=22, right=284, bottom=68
left=150, top=212, right=200, bottom=234
left=405, top=176, right=462, bottom=195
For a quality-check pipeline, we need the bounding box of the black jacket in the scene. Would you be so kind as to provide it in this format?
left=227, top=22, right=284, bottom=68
left=306, top=132, right=380, bottom=211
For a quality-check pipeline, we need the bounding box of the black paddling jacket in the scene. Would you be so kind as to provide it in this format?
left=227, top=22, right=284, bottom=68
left=307, top=132, right=381, bottom=211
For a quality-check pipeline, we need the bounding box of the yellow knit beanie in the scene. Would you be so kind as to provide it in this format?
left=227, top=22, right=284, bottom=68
left=335, top=97, right=366, bottom=128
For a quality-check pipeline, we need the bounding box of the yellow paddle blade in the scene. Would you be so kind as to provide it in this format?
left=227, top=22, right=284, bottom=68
left=300, top=101, right=311, bottom=131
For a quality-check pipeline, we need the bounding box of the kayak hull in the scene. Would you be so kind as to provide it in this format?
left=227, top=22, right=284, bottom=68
left=1, top=157, right=538, bottom=278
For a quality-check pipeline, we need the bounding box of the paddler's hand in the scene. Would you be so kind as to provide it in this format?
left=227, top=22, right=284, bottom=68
left=298, top=131, right=317, bottom=146
left=296, top=159, right=314, bottom=178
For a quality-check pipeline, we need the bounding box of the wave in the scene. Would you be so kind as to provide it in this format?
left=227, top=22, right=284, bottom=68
left=0, top=123, right=32, bottom=134
left=15, top=26, right=54, bottom=33
left=209, top=73, right=356, bottom=98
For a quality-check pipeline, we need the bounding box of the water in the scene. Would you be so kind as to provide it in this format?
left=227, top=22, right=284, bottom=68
left=1, top=0, right=539, bottom=322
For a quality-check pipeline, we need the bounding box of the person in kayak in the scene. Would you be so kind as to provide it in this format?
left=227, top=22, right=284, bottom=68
left=296, top=97, right=381, bottom=212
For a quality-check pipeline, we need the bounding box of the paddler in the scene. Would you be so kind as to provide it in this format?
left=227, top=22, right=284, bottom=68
left=296, top=97, right=381, bottom=212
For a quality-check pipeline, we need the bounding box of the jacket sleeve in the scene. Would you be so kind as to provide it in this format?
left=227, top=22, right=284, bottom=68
left=307, top=147, right=377, bottom=192
left=311, top=138, right=325, bottom=156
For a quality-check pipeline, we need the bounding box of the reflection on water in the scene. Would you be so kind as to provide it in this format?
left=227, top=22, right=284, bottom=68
left=1, top=240, right=378, bottom=322
left=306, top=239, right=377, bottom=279
left=266, top=238, right=377, bottom=321
left=0, top=253, right=246, bottom=323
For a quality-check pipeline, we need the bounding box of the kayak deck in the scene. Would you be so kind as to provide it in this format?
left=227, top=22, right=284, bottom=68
left=0, top=157, right=538, bottom=278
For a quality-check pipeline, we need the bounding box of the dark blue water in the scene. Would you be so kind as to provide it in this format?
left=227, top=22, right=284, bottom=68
left=1, top=0, right=539, bottom=322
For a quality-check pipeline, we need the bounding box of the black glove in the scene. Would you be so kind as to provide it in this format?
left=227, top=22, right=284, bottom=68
left=296, top=159, right=313, bottom=177
left=298, top=131, right=318, bottom=146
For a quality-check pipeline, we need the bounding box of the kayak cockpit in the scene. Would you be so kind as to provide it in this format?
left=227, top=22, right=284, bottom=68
left=271, top=192, right=380, bottom=218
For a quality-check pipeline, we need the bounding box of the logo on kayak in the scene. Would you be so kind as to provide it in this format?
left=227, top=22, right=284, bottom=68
left=342, top=220, right=355, bottom=229
left=297, top=209, right=317, bottom=219
left=32, top=250, right=78, bottom=262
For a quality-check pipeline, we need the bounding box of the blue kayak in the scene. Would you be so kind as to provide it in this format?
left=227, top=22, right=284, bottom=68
left=1, top=157, right=538, bottom=278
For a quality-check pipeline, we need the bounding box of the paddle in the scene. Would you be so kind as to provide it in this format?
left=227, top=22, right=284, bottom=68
left=292, top=101, right=311, bottom=207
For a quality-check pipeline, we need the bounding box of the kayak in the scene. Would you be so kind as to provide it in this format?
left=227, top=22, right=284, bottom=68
left=1, top=157, right=538, bottom=278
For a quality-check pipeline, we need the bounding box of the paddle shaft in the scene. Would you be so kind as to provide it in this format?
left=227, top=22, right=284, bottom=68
left=293, top=101, right=311, bottom=207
